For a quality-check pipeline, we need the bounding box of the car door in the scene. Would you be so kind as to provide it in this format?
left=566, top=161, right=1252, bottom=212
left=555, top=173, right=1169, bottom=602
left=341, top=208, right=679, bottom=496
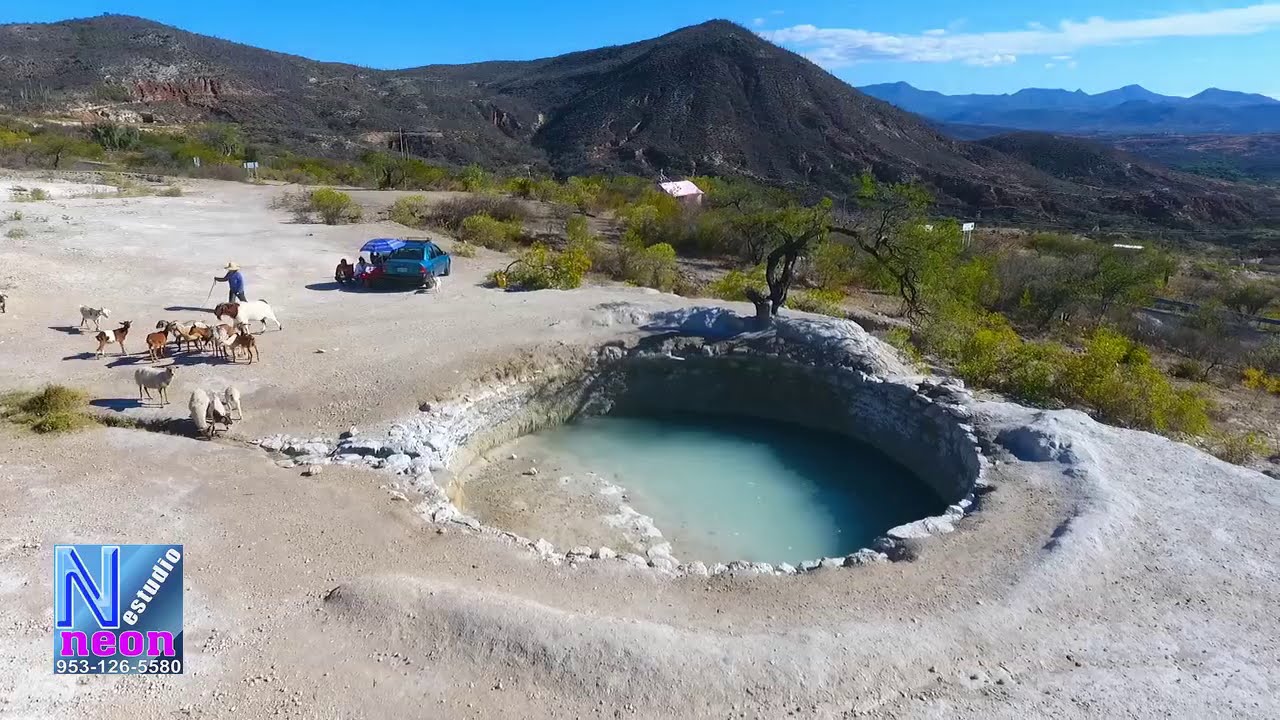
left=426, top=243, right=445, bottom=275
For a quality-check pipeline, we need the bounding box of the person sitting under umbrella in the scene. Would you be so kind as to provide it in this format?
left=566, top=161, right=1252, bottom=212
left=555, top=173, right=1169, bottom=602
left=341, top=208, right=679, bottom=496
left=213, top=262, right=246, bottom=303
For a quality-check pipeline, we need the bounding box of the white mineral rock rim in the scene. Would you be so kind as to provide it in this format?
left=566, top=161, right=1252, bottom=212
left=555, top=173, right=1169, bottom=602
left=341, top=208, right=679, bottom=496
left=256, top=305, right=990, bottom=577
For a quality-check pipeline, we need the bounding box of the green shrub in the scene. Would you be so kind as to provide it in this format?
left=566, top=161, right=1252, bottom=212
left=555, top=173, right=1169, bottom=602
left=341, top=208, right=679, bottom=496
left=919, top=306, right=1210, bottom=435
left=619, top=241, right=680, bottom=292
left=389, top=195, right=431, bottom=227
left=309, top=188, right=361, bottom=225
left=460, top=213, right=523, bottom=251
left=708, top=267, right=767, bottom=302
left=789, top=288, right=846, bottom=317
left=451, top=241, right=477, bottom=258
left=426, top=196, right=527, bottom=231
left=5, top=228, right=27, bottom=239
left=157, top=185, right=183, bottom=197
left=494, top=241, right=591, bottom=291
left=808, top=240, right=858, bottom=291
left=1210, top=431, right=1272, bottom=465
left=884, top=327, right=924, bottom=365
left=2, top=385, right=96, bottom=434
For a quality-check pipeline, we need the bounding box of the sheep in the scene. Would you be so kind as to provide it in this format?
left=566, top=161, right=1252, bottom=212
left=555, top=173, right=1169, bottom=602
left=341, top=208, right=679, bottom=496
left=145, top=327, right=168, bottom=362
left=231, top=328, right=259, bottom=363
left=214, top=300, right=281, bottom=333
left=223, top=386, right=243, bottom=420
left=79, top=305, right=110, bottom=331
left=189, top=388, right=211, bottom=438
left=134, top=365, right=177, bottom=405
left=207, top=392, right=233, bottom=434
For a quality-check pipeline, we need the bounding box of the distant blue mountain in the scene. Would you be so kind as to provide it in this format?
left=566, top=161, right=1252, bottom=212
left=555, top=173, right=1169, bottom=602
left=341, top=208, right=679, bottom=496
left=858, top=82, right=1280, bottom=135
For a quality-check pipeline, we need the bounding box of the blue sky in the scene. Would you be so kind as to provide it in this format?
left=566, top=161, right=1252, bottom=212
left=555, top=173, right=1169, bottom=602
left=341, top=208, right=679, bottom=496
left=6, top=1, right=1280, bottom=98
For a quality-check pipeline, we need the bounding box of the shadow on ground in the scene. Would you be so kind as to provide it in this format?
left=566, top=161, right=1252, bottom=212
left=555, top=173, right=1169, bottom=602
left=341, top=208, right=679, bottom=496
left=90, top=398, right=143, bottom=412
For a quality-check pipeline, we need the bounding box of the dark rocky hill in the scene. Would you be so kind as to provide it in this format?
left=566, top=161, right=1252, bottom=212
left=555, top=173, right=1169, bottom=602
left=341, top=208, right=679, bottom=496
left=0, top=15, right=1276, bottom=228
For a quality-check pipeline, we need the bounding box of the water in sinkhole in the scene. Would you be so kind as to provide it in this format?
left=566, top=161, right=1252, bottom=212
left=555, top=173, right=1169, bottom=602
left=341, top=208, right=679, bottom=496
left=515, top=413, right=947, bottom=565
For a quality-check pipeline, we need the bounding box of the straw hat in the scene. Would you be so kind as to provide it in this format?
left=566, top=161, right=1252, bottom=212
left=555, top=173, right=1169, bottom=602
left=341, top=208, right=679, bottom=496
left=224, top=262, right=240, bottom=271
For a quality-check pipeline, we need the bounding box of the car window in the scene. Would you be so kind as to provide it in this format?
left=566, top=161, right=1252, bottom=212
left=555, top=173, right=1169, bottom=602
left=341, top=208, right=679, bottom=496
left=390, top=246, right=424, bottom=261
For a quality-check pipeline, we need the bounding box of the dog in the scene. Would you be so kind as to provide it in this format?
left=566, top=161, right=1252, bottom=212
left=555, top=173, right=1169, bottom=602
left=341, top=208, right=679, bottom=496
left=78, top=305, right=111, bottom=330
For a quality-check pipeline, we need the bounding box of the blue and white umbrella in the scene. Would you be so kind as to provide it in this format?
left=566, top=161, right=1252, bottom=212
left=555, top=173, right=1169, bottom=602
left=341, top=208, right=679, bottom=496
left=360, top=238, right=406, bottom=254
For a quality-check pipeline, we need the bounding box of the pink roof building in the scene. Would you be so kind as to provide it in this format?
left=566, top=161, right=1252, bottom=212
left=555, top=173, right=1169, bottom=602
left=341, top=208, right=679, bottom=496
left=657, top=180, right=705, bottom=205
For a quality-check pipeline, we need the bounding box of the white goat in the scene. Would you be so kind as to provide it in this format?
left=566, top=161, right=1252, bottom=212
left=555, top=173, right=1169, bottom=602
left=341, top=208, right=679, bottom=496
left=214, top=300, right=281, bottom=333
left=223, top=386, right=243, bottom=420
left=79, top=305, right=111, bottom=330
left=134, top=365, right=177, bottom=405
left=189, top=388, right=211, bottom=438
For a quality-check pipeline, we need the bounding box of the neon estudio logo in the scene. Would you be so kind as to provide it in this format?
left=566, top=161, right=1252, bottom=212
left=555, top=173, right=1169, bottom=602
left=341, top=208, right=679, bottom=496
left=53, top=544, right=184, bottom=674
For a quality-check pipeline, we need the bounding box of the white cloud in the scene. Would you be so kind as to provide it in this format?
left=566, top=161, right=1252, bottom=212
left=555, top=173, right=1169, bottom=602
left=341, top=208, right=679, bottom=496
left=764, top=3, right=1280, bottom=67
left=923, top=28, right=947, bottom=36
left=1052, top=54, right=1073, bottom=61
left=1044, top=62, right=1056, bottom=69
left=753, top=17, right=766, bottom=28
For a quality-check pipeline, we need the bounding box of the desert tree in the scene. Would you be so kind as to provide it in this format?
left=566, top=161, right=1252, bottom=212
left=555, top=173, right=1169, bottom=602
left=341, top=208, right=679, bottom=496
left=829, top=174, right=955, bottom=316
left=742, top=199, right=833, bottom=325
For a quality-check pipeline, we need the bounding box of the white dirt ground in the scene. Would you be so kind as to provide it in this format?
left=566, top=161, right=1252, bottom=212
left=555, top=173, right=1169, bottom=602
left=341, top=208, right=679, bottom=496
left=0, top=176, right=1277, bottom=719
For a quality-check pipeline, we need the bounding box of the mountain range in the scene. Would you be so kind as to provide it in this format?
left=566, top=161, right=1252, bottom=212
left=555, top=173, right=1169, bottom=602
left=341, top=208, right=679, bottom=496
left=0, top=15, right=1275, bottom=229
left=859, top=82, right=1280, bottom=136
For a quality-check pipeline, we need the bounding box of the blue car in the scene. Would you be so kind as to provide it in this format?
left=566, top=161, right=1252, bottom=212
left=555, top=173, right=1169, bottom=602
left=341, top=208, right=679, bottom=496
left=376, top=240, right=451, bottom=288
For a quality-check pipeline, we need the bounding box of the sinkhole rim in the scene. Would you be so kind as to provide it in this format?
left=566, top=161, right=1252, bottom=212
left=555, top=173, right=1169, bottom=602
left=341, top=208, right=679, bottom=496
left=258, top=320, right=990, bottom=577
left=415, top=335, right=987, bottom=576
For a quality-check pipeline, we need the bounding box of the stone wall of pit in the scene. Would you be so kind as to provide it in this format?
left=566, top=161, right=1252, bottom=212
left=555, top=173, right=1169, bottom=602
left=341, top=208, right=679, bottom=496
left=597, top=355, right=978, bottom=504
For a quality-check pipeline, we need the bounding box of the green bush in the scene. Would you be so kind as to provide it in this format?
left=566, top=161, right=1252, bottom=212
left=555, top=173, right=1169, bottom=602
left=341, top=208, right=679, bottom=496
left=708, top=266, right=767, bottom=302
left=389, top=195, right=431, bottom=227
left=426, top=196, right=527, bottom=231
left=494, top=242, right=591, bottom=291
left=5, top=228, right=27, bottom=239
left=460, top=213, right=523, bottom=251
left=789, top=288, right=846, bottom=317
left=621, top=241, right=680, bottom=292
left=2, top=385, right=96, bottom=434
left=309, top=188, right=361, bottom=225
left=1210, top=431, right=1272, bottom=465
left=157, top=185, right=183, bottom=197
left=919, top=306, right=1210, bottom=435
left=808, top=240, right=858, bottom=291
left=451, top=241, right=477, bottom=258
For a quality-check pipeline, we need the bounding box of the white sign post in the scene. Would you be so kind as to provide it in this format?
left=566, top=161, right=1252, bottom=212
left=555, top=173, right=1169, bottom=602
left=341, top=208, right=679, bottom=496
left=961, top=222, right=976, bottom=248
left=242, top=161, right=259, bottom=180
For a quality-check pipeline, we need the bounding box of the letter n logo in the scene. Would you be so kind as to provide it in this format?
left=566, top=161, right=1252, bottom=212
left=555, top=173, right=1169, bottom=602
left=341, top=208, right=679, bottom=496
left=54, top=545, right=120, bottom=630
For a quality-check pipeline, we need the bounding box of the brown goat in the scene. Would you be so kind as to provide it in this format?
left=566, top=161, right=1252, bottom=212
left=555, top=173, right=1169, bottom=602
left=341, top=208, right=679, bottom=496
left=110, top=321, right=131, bottom=356
left=92, top=330, right=111, bottom=358
left=231, top=331, right=259, bottom=364
left=145, top=328, right=168, bottom=362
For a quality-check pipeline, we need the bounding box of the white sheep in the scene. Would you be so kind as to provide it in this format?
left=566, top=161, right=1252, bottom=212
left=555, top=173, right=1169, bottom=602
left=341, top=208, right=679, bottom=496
left=134, top=366, right=177, bottom=405
left=214, top=300, right=281, bottom=333
left=188, top=388, right=210, bottom=437
left=223, top=386, right=243, bottom=420
left=79, top=305, right=110, bottom=330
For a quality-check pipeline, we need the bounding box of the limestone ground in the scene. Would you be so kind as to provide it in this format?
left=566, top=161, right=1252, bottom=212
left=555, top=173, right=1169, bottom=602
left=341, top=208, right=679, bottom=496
left=0, top=175, right=1276, bottom=719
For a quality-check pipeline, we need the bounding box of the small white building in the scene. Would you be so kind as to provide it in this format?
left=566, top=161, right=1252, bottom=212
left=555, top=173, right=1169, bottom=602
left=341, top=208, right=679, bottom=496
left=657, top=180, right=705, bottom=206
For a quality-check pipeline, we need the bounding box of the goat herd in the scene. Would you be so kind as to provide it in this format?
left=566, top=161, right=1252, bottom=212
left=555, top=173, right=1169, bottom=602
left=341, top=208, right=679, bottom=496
left=75, top=300, right=284, bottom=439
